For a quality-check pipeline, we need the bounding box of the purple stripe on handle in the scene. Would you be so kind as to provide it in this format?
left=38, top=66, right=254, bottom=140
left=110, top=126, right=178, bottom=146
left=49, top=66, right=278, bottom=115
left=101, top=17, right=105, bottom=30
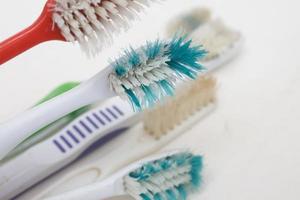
left=53, top=140, right=66, bottom=153
left=106, top=108, right=118, bottom=119
left=73, top=125, right=86, bottom=138
left=93, top=113, right=106, bottom=125
left=112, top=106, right=124, bottom=116
left=80, top=120, right=92, bottom=133
left=60, top=135, right=72, bottom=148
left=86, top=116, right=99, bottom=129
left=100, top=110, right=111, bottom=122
left=67, top=130, right=79, bottom=144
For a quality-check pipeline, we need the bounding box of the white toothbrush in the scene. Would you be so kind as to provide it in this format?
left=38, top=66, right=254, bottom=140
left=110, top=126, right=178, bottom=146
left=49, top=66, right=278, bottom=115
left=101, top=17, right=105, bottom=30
left=0, top=97, right=137, bottom=200
left=1, top=73, right=216, bottom=200
left=0, top=66, right=114, bottom=161
left=6, top=26, right=243, bottom=199
left=0, top=36, right=208, bottom=160
left=43, top=150, right=203, bottom=200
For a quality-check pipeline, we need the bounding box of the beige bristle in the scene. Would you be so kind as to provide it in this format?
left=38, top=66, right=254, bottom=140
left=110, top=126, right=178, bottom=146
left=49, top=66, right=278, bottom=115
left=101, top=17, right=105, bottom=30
left=166, top=7, right=212, bottom=37
left=192, top=20, right=241, bottom=61
left=143, top=75, right=216, bottom=139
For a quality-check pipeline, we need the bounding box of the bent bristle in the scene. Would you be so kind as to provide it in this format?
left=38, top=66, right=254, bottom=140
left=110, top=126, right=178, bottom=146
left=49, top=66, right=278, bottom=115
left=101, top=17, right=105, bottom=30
left=143, top=75, right=216, bottom=138
left=190, top=19, right=242, bottom=62
left=109, top=36, right=208, bottom=111
left=124, top=152, right=203, bottom=200
left=52, top=0, right=159, bottom=56
left=166, top=7, right=212, bottom=36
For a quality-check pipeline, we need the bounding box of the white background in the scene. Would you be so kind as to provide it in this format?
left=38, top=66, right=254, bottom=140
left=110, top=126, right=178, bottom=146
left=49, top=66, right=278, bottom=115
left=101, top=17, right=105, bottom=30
left=1, top=0, right=300, bottom=199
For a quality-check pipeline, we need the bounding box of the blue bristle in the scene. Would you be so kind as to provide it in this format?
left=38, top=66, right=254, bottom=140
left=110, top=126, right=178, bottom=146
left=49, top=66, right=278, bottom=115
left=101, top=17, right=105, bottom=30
left=158, top=80, right=174, bottom=96
left=158, top=159, right=172, bottom=170
left=127, top=47, right=141, bottom=67
left=154, top=193, right=163, bottom=200
left=174, top=152, right=192, bottom=166
left=114, top=61, right=127, bottom=77
left=124, top=87, right=141, bottom=111
left=166, top=189, right=177, bottom=200
left=140, top=193, right=152, bottom=200
left=145, top=39, right=163, bottom=60
left=167, top=60, right=197, bottom=79
left=177, top=184, right=187, bottom=200
left=141, top=85, right=157, bottom=107
left=189, top=156, right=203, bottom=188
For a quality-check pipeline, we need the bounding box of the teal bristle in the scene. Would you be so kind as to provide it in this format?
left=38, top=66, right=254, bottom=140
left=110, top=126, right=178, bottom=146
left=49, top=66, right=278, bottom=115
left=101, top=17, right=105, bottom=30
left=166, top=189, right=177, bottom=200
left=109, top=36, right=207, bottom=111
left=189, top=156, right=203, bottom=188
left=145, top=39, right=163, bottom=60
left=177, top=184, right=187, bottom=200
left=126, top=152, right=203, bottom=200
left=159, top=80, right=174, bottom=96
left=141, top=85, right=157, bottom=107
left=140, top=194, right=152, bottom=200
left=126, top=47, right=141, bottom=67
left=114, top=61, right=127, bottom=77
left=124, top=87, right=141, bottom=111
left=154, top=193, right=163, bottom=200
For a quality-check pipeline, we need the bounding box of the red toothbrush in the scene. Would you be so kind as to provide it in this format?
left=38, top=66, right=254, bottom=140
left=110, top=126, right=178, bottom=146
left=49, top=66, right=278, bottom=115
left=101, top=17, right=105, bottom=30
left=0, top=0, right=158, bottom=65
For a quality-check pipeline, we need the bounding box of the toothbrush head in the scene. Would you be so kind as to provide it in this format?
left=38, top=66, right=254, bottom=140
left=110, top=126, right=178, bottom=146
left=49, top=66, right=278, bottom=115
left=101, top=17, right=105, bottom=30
left=124, top=151, right=203, bottom=200
left=191, top=19, right=243, bottom=63
left=109, top=36, right=208, bottom=111
left=166, top=7, right=212, bottom=36
left=52, top=0, right=158, bottom=56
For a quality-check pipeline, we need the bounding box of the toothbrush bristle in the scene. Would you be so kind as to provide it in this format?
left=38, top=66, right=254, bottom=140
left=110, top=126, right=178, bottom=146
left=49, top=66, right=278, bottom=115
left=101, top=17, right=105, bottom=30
left=124, top=152, right=203, bottom=200
left=109, top=36, right=208, bottom=111
left=52, top=0, right=158, bottom=56
left=144, top=75, right=216, bottom=138
left=191, top=20, right=242, bottom=62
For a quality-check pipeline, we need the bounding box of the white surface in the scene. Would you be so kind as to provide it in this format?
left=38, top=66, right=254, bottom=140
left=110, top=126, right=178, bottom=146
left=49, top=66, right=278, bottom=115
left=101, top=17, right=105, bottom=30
left=0, top=0, right=300, bottom=200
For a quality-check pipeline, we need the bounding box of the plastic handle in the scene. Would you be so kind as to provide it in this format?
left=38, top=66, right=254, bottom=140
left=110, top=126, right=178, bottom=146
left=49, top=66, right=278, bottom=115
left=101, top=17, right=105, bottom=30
left=0, top=1, right=65, bottom=65
left=0, top=67, right=114, bottom=161
left=45, top=178, right=117, bottom=200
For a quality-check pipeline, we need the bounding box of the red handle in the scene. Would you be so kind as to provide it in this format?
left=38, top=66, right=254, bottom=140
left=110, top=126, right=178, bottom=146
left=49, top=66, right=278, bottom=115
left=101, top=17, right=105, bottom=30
left=0, top=2, right=65, bottom=65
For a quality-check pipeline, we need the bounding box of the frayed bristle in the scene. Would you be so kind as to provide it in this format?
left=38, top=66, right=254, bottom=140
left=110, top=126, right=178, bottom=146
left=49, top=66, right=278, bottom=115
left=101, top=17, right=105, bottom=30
left=124, top=152, right=203, bottom=200
left=109, top=36, right=208, bottom=111
left=52, top=0, right=160, bottom=56
left=166, top=7, right=212, bottom=36
left=143, top=75, right=216, bottom=138
left=190, top=19, right=242, bottom=62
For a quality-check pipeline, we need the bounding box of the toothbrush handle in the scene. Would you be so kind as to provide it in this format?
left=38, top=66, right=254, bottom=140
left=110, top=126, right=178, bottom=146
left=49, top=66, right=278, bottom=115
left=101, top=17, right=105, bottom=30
left=0, top=1, right=64, bottom=65
left=0, top=84, right=94, bottom=160
left=0, top=67, right=114, bottom=160
left=45, top=179, right=116, bottom=200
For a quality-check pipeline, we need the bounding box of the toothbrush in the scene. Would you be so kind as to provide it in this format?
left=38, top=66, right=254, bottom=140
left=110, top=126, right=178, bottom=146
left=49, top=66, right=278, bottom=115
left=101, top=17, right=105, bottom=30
left=166, top=7, right=244, bottom=71
left=44, top=150, right=203, bottom=200
left=166, top=7, right=212, bottom=35
left=0, top=0, right=160, bottom=64
left=0, top=75, right=215, bottom=200
left=0, top=36, right=207, bottom=161
left=2, top=22, right=243, bottom=198
left=189, top=19, right=244, bottom=71
left=0, top=97, right=137, bottom=200
left=3, top=82, right=90, bottom=161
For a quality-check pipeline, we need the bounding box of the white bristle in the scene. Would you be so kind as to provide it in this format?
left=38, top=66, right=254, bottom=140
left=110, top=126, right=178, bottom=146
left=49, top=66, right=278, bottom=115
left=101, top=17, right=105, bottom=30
left=166, top=7, right=212, bottom=36
left=192, top=19, right=242, bottom=61
left=109, top=51, right=171, bottom=96
left=52, top=0, right=158, bottom=56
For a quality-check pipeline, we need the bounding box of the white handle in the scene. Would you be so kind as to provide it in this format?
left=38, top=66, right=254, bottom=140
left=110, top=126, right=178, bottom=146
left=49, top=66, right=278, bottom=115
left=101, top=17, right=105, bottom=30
left=44, top=179, right=116, bottom=200
left=0, top=67, right=114, bottom=160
